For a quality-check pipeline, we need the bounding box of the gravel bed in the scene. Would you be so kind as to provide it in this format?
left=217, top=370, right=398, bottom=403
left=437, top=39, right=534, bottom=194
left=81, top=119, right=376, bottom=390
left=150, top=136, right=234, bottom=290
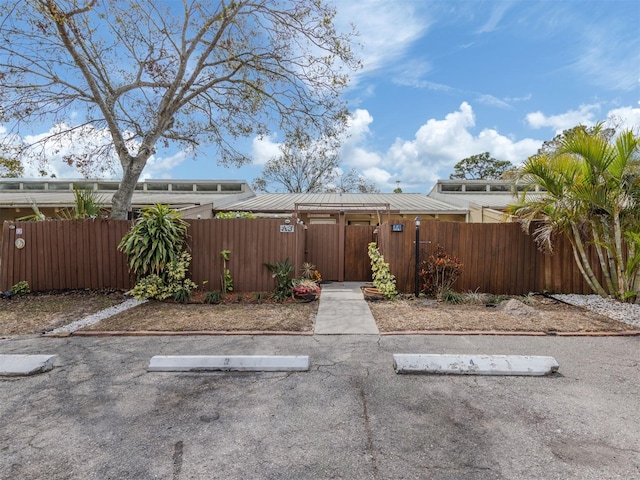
left=51, top=298, right=147, bottom=334
left=552, top=294, right=640, bottom=329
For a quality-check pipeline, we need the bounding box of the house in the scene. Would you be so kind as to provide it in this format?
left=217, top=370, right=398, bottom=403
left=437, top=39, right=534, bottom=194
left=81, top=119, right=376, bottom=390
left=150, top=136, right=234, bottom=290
left=427, top=179, right=546, bottom=223
left=0, top=178, right=255, bottom=222
left=214, top=192, right=468, bottom=225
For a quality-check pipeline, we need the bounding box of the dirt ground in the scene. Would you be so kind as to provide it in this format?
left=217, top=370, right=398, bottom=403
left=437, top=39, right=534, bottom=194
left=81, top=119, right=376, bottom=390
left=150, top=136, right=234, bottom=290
left=368, top=295, right=637, bottom=333
left=0, top=290, right=128, bottom=336
left=0, top=290, right=636, bottom=336
left=80, top=300, right=318, bottom=333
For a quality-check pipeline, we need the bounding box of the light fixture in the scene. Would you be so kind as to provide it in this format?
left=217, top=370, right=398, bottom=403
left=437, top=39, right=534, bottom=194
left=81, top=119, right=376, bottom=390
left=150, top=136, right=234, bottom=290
left=415, top=216, right=421, bottom=227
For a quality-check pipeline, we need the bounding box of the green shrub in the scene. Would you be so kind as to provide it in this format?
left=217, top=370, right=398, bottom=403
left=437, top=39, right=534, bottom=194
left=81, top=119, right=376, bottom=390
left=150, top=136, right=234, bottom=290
left=58, top=187, right=106, bottom=219
left=253, top=292, right=268, bottom=304
left=264, top=257, right=295, bottom=301
left=118, top=204, right=188, bottom=278
left=368, top=242, right=397, bottom=299
left=440, top=288, right=463, bottom=304
left=214, top=211, right=256, bottom=219
left=461, top=288, right=486, bottom=305
left=204, top=291, right=224, bottom=304
left=10, top=280, right=30, bottom=297
left=485, top=294, right=510, bottom=306
left=220, top=250, right=233, bottom=293
left=131, top=251, right=197, bottom=301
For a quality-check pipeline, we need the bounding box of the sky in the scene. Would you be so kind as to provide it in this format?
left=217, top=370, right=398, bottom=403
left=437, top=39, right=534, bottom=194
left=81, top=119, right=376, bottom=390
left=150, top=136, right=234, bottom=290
left=5, top=0, right=640, bottom=193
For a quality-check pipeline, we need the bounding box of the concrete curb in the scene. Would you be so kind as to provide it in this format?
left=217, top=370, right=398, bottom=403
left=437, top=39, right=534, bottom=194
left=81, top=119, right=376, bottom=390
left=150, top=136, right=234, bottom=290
left=381, top=330, right=640, bottom=337
left=393, top=354, right=560, bottom=376
left=0, top=354, right=57, bottom=376
left=41, top=330, right=640, bottom=338
left=148, top=355, right=310, bottom=372
left=57, top=330, right=314, bottom=337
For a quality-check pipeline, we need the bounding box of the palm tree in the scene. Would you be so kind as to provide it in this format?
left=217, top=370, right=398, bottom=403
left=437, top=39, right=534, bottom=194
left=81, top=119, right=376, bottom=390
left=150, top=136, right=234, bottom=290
left=509, top=123, right=640, bottom=300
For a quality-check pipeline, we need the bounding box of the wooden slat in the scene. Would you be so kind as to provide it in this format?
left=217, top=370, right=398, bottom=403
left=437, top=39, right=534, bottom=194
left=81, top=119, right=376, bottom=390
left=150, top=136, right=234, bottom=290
left=0, top=218, right=612, bottom=295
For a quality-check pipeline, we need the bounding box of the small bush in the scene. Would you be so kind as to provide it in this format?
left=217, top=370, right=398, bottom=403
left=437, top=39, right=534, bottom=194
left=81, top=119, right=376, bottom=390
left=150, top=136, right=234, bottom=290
left=461, top=288, right=486, bottom=305
left=485, top=294, right=510, bottom=306
left=131, top=251, right=197, bottom=301
left=204, top=291, right=224, bottom=304
left=214, top=211, right=256, bottom=219
left=419, top=245, right=463, bottom=297
left=264, top=257, right=295, bottom=301
left=118, top=204, right=188, bottom=279
left=440, top=288, right=463, bottom=304
left=10, top=280, right=30, bottom=297
left=519, top=294, right=536, bottom=305
left=253, top=292, right=268, bottom=304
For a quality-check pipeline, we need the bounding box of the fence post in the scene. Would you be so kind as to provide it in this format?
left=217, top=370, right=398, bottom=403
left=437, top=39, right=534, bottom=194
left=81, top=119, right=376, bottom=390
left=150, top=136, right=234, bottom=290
left=414, top=217, right=420, bottom=297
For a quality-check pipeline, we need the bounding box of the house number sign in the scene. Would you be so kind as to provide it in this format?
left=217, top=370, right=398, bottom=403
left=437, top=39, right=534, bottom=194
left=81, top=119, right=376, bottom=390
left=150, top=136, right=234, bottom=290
left=279, top=225, right=295, bottom=233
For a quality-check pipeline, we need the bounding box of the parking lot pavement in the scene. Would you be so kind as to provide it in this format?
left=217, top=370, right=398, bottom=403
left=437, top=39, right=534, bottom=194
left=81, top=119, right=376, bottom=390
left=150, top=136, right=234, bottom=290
left=1, top=334, right=639, bottom=480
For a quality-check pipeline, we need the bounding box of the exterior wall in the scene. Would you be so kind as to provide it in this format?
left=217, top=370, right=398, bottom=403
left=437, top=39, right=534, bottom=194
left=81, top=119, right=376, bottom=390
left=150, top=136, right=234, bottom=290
left=298, top=212, right=467, bottom=225
left=178, top=203, right=214, bottom=219
left=467, top=206, right=513, bottom=223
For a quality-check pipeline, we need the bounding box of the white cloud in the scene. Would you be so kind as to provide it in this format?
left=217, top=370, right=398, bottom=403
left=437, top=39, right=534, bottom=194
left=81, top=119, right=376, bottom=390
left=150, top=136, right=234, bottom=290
left=250, top=134, right=281, bottom=165
left=525, top=104, right=601, bottom=133
left=340, top=109, right=383, bottom=170
left=605, top=106, right=640, bottom=132
left=342, top=102, right=640, bottom=193
left=1, top=122, right=187, bottom=179
left=334, top=0, right=429, bottom=79
left=140, top=151, right=188, bottom=180
left=475, top=2, right=513, bottom=34
left=525, top=104, right=640, bottom=135
left=21, top=123, right=119, bottom=178
left=345, top=102, right=544, bottom=192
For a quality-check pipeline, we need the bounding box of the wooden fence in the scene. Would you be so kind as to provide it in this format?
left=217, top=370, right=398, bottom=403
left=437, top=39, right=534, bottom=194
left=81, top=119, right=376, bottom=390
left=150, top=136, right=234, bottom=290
left=0, top=219, right=133, bottom=292
left=378, top=220, right=603, bottom=295
left=187, top=218, right=305, bottom=292
left=1, top=218, right=604, bottom=295
left=0, top=218, right=304, bottom=293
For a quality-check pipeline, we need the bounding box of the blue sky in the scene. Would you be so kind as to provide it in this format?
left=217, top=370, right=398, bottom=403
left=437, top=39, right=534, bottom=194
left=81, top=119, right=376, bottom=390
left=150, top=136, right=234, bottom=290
left=7, top=0, right=640, bottom=193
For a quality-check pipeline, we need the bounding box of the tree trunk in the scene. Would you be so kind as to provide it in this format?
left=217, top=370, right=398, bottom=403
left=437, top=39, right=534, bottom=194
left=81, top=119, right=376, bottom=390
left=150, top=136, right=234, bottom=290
left=612, top=210, right=627, bottom=297
left=570, top=223, right=607, bottom=297
left=110, top=155, right=148, bottom=220
left=590, top=220, right=615, bottom=295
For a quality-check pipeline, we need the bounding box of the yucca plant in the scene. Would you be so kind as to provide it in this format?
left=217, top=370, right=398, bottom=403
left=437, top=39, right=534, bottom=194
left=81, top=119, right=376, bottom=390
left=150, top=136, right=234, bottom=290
left=118, top=203, right=188, bottom=278
left=58, top=187, right=106, bottom=219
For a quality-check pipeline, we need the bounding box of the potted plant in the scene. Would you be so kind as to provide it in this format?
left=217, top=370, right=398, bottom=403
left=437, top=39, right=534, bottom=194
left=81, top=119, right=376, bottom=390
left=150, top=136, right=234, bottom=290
left=292, top=278, right=321, bottom=302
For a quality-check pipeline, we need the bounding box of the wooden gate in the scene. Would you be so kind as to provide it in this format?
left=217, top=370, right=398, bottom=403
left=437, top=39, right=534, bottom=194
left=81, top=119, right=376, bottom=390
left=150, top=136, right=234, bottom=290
left=305, top=224, right=373, bottom=282
left=305, top=224, right=341, bottom=281
left=345, top=225, right=375, bottom=281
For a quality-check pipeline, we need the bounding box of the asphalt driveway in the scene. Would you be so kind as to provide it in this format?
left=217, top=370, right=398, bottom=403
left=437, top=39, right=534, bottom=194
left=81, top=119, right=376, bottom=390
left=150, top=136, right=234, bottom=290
left=1, top=334, right=639, bottom=480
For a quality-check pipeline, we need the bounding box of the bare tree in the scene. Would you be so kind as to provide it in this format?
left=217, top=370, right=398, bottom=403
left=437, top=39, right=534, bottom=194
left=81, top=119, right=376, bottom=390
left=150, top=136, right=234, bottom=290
left=0, top=0, right=359, bottom=218
left=253, top=140, right=341, bottom=193
left=252, top=140, right=379, bottom=193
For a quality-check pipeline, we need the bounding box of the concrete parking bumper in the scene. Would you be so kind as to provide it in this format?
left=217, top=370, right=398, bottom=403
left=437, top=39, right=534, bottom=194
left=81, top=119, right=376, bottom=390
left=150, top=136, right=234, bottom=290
left=148, top=355, right=310, bottom=372
left=393, top=353, right=560, bottom=376
left=0, top=354, right=57, bottom=376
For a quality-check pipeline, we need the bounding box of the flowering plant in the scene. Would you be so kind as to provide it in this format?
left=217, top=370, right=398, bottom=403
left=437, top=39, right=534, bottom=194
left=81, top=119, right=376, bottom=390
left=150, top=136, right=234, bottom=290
left=292, top=278, right=320, bottom=296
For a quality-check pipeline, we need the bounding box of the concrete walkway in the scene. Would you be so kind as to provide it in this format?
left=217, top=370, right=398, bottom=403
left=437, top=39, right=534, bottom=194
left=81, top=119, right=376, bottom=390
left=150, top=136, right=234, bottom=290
left=314, top=282, right=379, bottom=335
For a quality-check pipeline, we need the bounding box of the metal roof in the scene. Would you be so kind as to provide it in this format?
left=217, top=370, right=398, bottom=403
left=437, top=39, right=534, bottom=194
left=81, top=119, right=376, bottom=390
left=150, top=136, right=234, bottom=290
left=0, top=179, right=254, bottom=209
left=217, top=193, right=466, bottom=214
left=427, top=180, right=545, bottom=210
